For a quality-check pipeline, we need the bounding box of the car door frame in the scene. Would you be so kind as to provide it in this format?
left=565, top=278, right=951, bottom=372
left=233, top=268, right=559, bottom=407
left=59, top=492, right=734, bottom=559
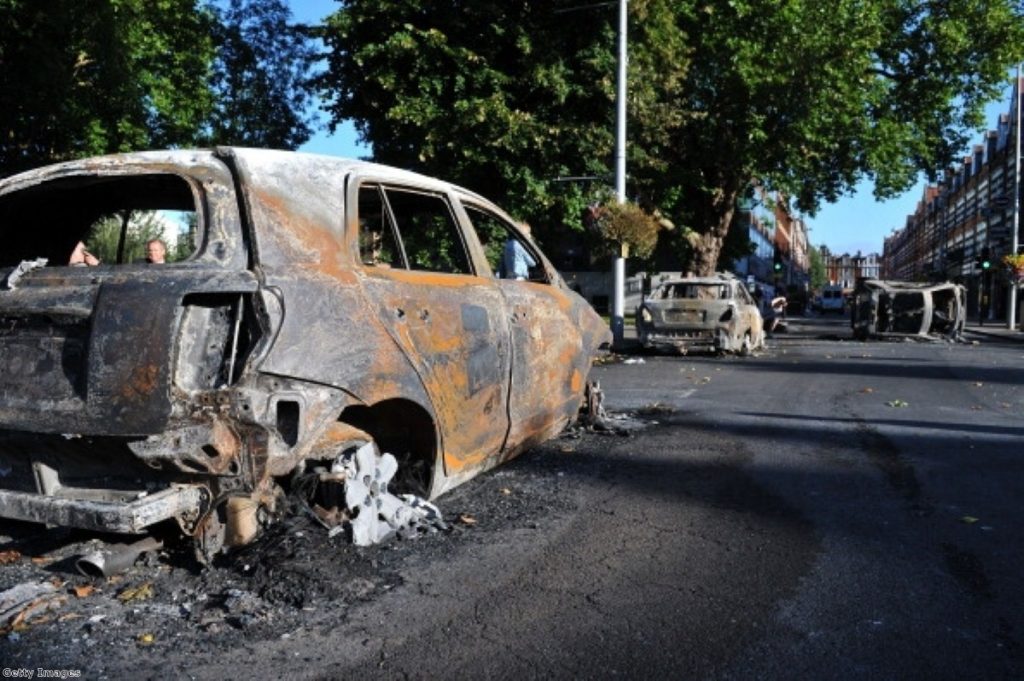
left=453, top=198, right=590, bottom=454
left=344, top=173, right=513, bottom=479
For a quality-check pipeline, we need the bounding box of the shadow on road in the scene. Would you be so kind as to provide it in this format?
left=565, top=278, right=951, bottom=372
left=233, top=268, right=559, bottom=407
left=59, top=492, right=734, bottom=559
left=735, top=410, right=1024, bottom=438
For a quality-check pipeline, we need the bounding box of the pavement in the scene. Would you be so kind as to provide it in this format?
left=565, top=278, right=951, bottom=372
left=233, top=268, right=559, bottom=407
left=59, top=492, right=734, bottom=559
left=964, top=322, right=1024, bottom=343
left=616, top=317, right=1024, bottom=349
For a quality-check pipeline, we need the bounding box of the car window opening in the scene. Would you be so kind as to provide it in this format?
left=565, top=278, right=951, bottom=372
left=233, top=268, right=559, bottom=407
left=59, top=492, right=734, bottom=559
left=0, top=174, right=200, bottom=268
left=384, top=187, right=471, bottom=275
left=463, top=204, right=548, bottom=284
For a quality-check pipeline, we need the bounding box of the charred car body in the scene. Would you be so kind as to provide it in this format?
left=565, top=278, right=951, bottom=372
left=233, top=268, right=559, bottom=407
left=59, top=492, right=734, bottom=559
left=850, top=278, right=966, bottom=341
left=635, top=274, right=764, bottom=355
left=0, top=149, right=609, bottom=555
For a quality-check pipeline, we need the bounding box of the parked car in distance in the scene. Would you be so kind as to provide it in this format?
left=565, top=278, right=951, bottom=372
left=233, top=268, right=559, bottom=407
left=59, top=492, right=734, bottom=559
left=0, top=148, right=610, bottom=556
left=635, top=273, right=763, bottom=355
left=818, top=284, right=846, bottom=314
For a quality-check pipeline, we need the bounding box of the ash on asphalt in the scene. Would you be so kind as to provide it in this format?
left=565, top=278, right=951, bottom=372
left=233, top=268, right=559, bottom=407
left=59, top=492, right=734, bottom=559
left=0, top=415, right=655, bottom=670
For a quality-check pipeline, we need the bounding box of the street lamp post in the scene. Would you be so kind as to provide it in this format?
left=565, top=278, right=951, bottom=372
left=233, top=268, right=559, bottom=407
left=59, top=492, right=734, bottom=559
left=1010, top=64, right=1021, bottom=330
left=610, top=0, right=628, bottom=348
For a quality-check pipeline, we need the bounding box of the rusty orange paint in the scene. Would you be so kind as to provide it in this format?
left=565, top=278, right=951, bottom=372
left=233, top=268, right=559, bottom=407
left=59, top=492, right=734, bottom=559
left=255, top=189, right=349, bottom=280
left=570, top=368, right=582, bottom=393
left=121, top=363, right=159, bottom=402
left=366, top=268, right=492, bottom=289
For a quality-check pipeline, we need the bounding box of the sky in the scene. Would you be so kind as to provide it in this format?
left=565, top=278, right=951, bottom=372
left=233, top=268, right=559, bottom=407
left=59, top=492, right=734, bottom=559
left=290, top=1, right=1018, bottom=259
left=804, top=91, right=1016, bottom=257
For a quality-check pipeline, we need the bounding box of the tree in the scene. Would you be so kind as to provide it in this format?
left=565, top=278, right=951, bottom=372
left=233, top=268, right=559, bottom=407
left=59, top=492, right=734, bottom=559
left=808, top=245, right=827, bottom=290
left=316, top=0, right=688, bottom=245
left=643, top=0, right=1024, bottom=274
left=204, top=0, right=318, bottom=149
left=87, top=211, right=170, bottom=264
left=317, top=1, right=1024, bottom=275
left=0, top=0, right=217, bottom=176
left=0, top=0, right=318, bottom=177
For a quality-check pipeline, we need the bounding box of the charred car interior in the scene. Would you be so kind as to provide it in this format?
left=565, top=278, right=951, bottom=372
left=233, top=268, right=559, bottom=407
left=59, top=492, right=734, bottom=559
left=0, top=149, right=610, bottom=561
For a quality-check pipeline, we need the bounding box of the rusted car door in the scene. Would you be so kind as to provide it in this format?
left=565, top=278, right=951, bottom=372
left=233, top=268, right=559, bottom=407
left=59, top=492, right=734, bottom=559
left=349, top=181, right=512, bottom=476
left=459, top=203, right=591, bottom=452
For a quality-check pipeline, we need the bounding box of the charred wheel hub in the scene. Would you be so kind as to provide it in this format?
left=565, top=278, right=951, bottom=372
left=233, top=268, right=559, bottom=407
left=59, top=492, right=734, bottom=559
left=336, top=442, right=446, bottom=546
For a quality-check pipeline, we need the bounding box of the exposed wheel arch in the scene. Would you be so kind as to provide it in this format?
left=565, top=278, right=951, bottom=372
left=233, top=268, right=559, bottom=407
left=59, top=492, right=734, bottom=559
left=339, top=398, right=438, bottom=498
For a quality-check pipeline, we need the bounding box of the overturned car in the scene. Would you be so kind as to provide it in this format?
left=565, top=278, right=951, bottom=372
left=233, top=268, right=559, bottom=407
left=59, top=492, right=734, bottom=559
left=850, top=278, right=966, bottom=341
left=635, top=273, right=764, bottom=355
left=0, top=149, right=610, bottom=557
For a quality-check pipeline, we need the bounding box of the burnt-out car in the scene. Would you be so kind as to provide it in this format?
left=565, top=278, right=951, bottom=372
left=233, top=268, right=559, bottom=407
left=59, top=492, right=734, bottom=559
left=850, top=278, right=966, bottom=341
left=635, top=274, right=764, bottom=355
left=0, top=148, right=609, bottom=555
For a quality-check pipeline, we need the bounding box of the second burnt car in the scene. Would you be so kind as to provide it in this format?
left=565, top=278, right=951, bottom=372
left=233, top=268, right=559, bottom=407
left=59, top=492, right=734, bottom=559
left=0, top=148, right=610, bottom=555
left=635, top=273, right=764, bottom=355
left=850, top=278, right=966, bottom=341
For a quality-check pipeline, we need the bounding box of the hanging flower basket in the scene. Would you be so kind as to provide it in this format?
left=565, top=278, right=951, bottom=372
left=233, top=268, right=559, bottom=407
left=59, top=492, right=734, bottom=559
left=1004, top=253, right=1024, bottom=283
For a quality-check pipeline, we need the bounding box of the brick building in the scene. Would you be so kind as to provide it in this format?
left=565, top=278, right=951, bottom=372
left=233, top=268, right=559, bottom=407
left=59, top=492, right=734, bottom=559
left=882, top=77, right=1023, bottom=320
left=733, top=189, right=810, bottom=290
left=820, top=248, right=882, bottom=288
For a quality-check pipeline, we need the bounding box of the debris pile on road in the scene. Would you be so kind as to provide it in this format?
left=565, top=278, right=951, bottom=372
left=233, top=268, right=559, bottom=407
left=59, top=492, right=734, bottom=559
left=569, top=380, right=656, bottom=437
left=0, top=581, right=65, bottom=634
left=0, top=421, right=587, bottom=666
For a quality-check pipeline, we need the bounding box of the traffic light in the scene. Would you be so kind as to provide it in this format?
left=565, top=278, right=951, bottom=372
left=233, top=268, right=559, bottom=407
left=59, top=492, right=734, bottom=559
left=772, top=246, right=782, bottom=272
left=977, top=247, right=991, bottom=271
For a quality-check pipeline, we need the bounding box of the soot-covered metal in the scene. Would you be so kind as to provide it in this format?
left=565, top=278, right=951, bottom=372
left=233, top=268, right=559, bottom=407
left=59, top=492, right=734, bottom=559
left=0, top=148, right=609, bottom=559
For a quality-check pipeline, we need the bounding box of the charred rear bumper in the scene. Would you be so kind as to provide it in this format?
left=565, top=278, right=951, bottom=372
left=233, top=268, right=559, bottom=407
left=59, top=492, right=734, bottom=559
left=639, top=327, right=736, bottom=352
left=0, top=484, right=207, bottom=534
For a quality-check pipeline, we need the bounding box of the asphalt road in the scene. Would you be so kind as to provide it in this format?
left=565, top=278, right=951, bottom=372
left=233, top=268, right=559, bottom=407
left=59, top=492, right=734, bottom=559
left=596, top=316, right=1024, bottom=679
left=2, top=315, right=1022, bottom=679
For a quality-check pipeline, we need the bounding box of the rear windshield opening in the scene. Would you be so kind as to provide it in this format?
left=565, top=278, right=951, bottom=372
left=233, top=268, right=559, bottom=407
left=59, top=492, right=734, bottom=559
left=0, top=174, right=200, bottom=268
left=656, top=284, right=728, bottom=300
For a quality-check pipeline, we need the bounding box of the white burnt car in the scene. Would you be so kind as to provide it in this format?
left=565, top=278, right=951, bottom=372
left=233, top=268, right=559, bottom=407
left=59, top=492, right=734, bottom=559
left=0, top=148, right=610, bottom=558
left=635, top=274, right=764, bottom=355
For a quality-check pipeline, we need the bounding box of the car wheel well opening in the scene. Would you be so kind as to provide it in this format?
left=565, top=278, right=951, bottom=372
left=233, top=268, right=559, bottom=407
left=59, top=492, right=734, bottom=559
left=339, top=399, right=437, bottom=498
left=739, top=330, right=753, bottom=356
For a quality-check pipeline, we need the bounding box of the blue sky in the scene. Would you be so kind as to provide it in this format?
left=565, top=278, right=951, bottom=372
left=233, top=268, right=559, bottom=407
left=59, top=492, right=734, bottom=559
left=291, top=1, right=1017, bottom=258
left=806, top=90, right=1016, bottom=257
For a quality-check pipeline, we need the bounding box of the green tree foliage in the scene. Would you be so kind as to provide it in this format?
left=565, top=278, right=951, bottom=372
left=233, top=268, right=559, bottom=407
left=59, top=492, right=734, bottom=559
left=0, top=0, right=216, bottom=176
left=316, top=0, right=688, bottom=246
left=808, top=246, right=827, bottom=290
left=629, top=0, right=1024, bottom=274
left=317, top=0, right=1023, bottom=275
left=0, top=0, right=317, bottom=176
left=204, top=0, right=318, bottom=148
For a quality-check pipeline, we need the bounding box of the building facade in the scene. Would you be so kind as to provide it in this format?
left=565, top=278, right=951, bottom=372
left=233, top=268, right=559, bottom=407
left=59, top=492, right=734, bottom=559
left=820, top=247, right=882, bottom=288
left=733, top=190, right=810, bottom=291
left=882, top=77, right=1023, bottom=320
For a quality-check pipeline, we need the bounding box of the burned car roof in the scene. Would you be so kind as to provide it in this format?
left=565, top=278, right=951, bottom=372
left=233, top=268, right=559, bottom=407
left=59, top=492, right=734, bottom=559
left=0, top=148, right=610, bottom=560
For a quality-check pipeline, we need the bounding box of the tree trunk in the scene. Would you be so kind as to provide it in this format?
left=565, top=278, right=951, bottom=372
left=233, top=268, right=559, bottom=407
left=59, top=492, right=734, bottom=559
left=690, top=187, right=739, bottom=277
